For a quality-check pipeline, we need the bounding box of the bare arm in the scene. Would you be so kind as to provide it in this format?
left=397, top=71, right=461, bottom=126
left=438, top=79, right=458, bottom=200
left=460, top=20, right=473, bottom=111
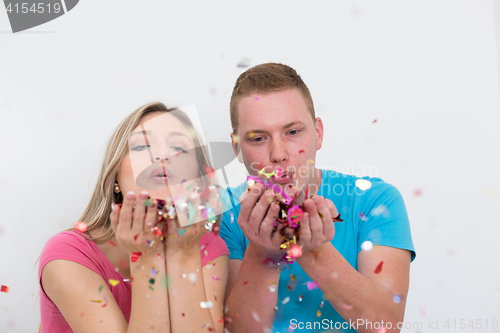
left=297, top=244, right=411, bottom=333
left=224, top=184, right=286, bottom=333
left=42, top=254, right=169, bottom=333
left=167, top=249, right=228, bottom=333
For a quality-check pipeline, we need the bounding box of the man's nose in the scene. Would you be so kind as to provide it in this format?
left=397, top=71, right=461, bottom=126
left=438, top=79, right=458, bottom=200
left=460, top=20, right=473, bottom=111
left=270, top=138, right=288, bottom=163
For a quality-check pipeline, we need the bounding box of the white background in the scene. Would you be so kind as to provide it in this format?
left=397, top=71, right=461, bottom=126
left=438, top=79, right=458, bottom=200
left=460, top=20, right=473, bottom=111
left=1, top=1, right=500, bottom=332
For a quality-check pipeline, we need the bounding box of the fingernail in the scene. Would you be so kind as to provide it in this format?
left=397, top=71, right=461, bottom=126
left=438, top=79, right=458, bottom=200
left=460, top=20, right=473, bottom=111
left=190, top=192, right=198, bottom=200
left=139, top=191, right=149, bottom=200
left=126, top=191, right=135, bottom=200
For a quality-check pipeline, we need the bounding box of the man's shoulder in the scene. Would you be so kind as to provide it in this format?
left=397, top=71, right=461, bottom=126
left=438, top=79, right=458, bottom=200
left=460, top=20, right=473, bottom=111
left=319, top=169, right=400, bottom=199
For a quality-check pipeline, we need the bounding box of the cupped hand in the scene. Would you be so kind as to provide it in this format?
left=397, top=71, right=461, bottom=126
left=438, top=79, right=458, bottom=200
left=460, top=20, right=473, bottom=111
left=238, top=183, right=286, bottom=260
left=110, top=191, right=166, bottom=259
left=294, top=195, right=338, bottom=254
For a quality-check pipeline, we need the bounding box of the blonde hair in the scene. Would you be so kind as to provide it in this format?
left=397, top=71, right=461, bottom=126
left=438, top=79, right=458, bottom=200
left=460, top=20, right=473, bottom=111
left=72, top=101, right=215, bottom=243
left=37, top=102, right=216, bottom=332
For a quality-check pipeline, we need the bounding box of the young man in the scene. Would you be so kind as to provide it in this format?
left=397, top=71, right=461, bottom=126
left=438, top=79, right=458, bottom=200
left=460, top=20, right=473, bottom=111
left=220, top=63, right=415, bottom=333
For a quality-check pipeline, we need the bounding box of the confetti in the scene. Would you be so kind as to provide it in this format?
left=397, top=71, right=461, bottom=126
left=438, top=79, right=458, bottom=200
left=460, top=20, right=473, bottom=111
left=109, top=279, right=120, bottom=287
left=109, top=241, right=117, bottom=247
left=281, top=297, right=290, bottom=304
left=188, top=273, right=197, bottom=283
left=290, top=274, right=296, bottom=281
left=237, top=57, right=251, bottom=68
left=131, top=252, right=142, bottom=262
left=298, top=295, right=303, bottom=302
left=342, top=304, right=353, bottom=310
left=332, top=272, right=339, bottom=278
left=316, top=310, right=321, bottom=317
left=200, top=301, right=214, bottom=308
left=98, top=285, right=103, bottom=292
left=74, top=221, right=87, bottom=232
left=149, top=278, right=155, bottom=285
left=320, top=301, right=324, bottom=308
left=306, top=281, right=318, bottom=291
left=414, top=189, right=423, bottom=196
left=358, top=212, right=369, bottom=221
left=361, top=241, right=373, bottom=251
left=249, top=132, right=255, bottom=138
left=252, top=311, right=261, bottom=322
left=288, top=244, right=303, bottom=258
left=374, top=261, right=384, bottom=274
left=232, top=134, right=240, bottom=144
left=393, top=294, right=401, bottom=303
left=1, top=285, right=10, bottom=293
left=355, top=179, right=372, bottom=191
left=371, top=205, right=389, bottom=217
left=255, top=97, right=259, bottom=100
left=243, top=281, right=248, bottom=285
left=90, top=300, right=102, bottom=303
left=372, top=119, right=377, bottom=123
left=119, top=259, right=127, bottom=269
left=269, top=284, right=277, bottom=292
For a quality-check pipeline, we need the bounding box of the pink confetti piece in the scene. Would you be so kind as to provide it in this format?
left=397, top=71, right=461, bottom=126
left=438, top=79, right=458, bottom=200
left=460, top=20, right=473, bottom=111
left=74, top=221, right=87, bottom=232
left=306, top=281, right=318, bottom=291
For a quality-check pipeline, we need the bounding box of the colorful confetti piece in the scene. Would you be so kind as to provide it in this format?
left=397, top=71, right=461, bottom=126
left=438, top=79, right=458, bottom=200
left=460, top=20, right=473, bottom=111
left=1, top=285, right=10, bottom=293
left=306, top=281, right=318, bottom=291
left=393, top=294, right=401, bottom=303
left=131, top=252, right=142, bottom=262
left=200, top=301, right=213, bottom=308
left=74, top=221, right=87, bottom=232
left=361, top=241, right=373, bottom=251
left=374, top=261, right=384, bottom=274
left=355, top=179, right=372, bottom=191
left=109, top=279, right=120, bottom=287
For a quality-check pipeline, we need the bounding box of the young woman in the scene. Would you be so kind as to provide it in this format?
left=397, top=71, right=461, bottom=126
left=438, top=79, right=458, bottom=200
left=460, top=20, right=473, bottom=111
left=38, top=102, right=229, bottom=333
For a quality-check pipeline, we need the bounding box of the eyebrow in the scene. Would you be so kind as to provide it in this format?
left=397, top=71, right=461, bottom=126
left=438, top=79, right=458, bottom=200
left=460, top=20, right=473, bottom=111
left=130, top=130, right=190, bottom=139
left=244, top=121, right=304, bottom=137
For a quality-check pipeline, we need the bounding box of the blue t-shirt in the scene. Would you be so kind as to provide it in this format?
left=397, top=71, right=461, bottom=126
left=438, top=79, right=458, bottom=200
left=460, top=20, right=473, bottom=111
left=220, top=170, right=416, bottom=333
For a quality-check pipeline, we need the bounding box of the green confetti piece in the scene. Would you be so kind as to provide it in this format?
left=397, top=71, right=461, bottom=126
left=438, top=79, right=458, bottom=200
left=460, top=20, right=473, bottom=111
left=188, top=202, right=196, bottom=225
left=149, top=278, right=155, bottom=285
left=149, top=285, right=154, bottom=291
left=178, top=228, right=187, bottom=236
left=98, top=285, right=103, bottom=293
left=186, top=183, right=193, bottom=191
left=145, top=199, right=149, bottom=207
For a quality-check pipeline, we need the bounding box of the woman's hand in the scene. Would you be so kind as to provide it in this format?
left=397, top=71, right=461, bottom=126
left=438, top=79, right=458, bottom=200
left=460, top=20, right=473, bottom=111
left=110, top=190, right=166, bottom=259
left=166, top=185, right=222, bottom=253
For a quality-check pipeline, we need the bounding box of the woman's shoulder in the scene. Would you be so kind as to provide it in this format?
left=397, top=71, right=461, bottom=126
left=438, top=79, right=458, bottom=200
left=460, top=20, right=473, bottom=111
left=200, top=232, right=229, bottom=266
left=39, top=230, right=105, bottom=278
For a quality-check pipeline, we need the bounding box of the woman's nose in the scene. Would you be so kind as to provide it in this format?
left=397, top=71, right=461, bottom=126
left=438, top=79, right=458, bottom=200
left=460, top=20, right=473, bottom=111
left=152, top=145, right=171, bottom=163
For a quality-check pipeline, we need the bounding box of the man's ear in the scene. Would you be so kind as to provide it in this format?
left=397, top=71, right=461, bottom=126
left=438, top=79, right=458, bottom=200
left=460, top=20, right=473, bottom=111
left=315, top=117, right=324, bottom=151
left=231, top=133, right=244, bottom=163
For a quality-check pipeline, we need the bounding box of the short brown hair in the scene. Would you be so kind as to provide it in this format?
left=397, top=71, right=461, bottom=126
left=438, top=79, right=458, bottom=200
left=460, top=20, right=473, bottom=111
left=230, top=63, right=315, bottom=132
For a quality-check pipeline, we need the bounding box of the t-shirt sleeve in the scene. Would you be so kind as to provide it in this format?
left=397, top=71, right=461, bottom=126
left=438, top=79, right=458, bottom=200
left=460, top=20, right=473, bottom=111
left=220, top=204, right=248, bottom=261
left=38, top=231, right=106, bottom=298
left=200, top=232, right=230, bottom=266
left=357, top=182, right=416, bottom=262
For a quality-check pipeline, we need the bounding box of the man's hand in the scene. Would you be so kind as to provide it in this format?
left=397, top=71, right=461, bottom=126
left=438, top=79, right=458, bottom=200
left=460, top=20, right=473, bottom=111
left=238, top=183, right=286, bottom=260
left=290, top=195, right=338, bottom=254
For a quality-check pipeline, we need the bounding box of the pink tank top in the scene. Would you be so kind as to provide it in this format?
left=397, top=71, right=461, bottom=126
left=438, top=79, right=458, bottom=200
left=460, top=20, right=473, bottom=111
left=38, top=230, right=229, bottom=332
